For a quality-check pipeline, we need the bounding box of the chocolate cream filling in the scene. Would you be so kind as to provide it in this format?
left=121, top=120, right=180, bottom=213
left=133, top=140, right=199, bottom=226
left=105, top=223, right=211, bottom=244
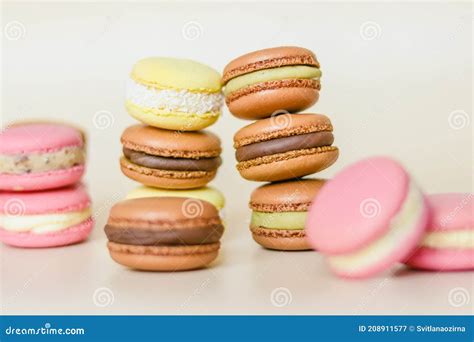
left=235, top=131, right=334, bottom=162
left=105, top=224, right=224, bottom=246
left=123, top=148, right=221, bottom=172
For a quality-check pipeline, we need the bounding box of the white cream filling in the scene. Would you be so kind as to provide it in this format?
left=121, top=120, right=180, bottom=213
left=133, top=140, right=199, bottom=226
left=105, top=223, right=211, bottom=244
left=329, top=181, right=424, bottom=272
left=422, top=230, right=473, bottom=249
left=126, top=80, right=223, bottom=115
left=0, top=208, right=91, bottom=234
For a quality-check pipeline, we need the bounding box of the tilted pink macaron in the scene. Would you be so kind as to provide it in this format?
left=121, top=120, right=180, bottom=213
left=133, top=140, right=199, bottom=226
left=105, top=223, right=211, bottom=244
left=0, top=122, right=86, bottom=191
left=405, top=193, right=473, bottom=271
left=305, top=156, right=429, bottom=278
left=0, top=184, right=94, bottom=248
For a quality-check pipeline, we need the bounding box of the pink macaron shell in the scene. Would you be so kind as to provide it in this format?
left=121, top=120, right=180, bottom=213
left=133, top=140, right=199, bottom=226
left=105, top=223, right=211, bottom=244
left=404, top=193, right=473, bottom=271
left=330, top=198, right=429, bottom=278
left=425, top=193, right=473, bottom=232
left=306, top=156, right=411, bottom=254
left=0, top=218, right=94, bottom=248
left=406, top=248, right=474, bottom=271
left=0, top=165, right=85, bottom=192
left=0, top=183, right=91, bottom=215
left=0, top=123, right=83, bottom=155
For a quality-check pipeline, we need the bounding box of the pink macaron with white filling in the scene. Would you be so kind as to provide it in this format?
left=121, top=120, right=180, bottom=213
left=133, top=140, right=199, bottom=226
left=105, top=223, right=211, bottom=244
left=0, top=184, right=94, bottom=248
left=405, top=193, right=473, bottom=271
left=305, top=156, right=429, bottom=278
left=0, top=122, right=86, bottom=191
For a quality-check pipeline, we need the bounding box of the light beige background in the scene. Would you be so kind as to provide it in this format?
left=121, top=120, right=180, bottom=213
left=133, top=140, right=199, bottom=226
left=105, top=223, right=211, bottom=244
left=1, top=1, right=472, bottom=315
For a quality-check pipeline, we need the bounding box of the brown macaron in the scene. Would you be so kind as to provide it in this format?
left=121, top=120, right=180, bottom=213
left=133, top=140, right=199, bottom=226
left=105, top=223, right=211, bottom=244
left=120, top=124, right=222, bottom=189
left=105, top=197, right=224, bottom=271
left=249, top=179, right=326, bottom=251
left=233, top=113, right=338, bottom=182
left=222, top=46, right=321, bottom=120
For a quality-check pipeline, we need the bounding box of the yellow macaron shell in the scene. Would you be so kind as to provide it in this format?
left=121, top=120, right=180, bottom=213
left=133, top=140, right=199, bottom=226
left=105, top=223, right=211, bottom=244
left=125, top=101, right=220, bottom=131
left=131, top=57, right=222, bottom=92
left=224, top=65, right=321, bottom=96
left=126, top=185, right=225, bottom=210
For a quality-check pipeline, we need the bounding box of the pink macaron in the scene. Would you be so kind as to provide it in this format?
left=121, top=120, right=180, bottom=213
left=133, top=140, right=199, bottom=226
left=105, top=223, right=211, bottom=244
left=0, top=122, right=86, bottom=191
left=305, top=156, right=429, bottom=278
left=0, top=184, right=94, bottom=248
left=405, top=193, right=473, bottom=271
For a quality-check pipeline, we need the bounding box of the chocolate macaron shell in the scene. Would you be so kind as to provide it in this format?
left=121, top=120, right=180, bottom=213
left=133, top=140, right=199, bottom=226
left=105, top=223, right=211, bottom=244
left=237, top=147, right=338, bottom=182
left=234, top=113, right=333, bottom=147
left=120, top=157, right=217, bottom=189
left=251, top=228, right=309, bottom=251
left=226, top=84, right=319, bottom=120
left=222, top=46, right=320, bottom=84
left=107, top=197, right=220, bottom=228
left=121, top=124, right=221, bottom=158
left=107, top=242, right=220, bottom=271
left=250, top=179, right=327, bottom=212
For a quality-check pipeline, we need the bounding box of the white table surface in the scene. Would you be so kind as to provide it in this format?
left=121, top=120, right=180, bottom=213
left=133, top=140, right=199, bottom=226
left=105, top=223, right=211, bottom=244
left=1, top=197, right=473, bottom=315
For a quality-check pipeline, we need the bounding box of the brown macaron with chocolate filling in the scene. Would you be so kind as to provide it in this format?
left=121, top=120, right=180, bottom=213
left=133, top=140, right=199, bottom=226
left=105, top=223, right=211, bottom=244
left=222, top=46, right=321, bottom=120
left=105, top=197, right=224, bottom=271
left=120, top=125, right=222, bottom=189
left=234, top=113, right=338, bottom=182
left=250, top=179, right=326, bottom=251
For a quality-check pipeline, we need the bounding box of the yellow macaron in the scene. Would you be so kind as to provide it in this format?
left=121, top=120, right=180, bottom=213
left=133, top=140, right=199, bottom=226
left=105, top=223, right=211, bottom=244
left=126, top=57, right=223, bottom=131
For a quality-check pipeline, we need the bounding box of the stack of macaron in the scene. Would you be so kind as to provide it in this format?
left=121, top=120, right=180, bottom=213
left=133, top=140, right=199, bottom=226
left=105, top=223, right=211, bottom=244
left=305, top=156, right=473, bottom=279
left=222, top=46, right=339, bottom=250
left=0, top=122, right=94, bottom=248
left=105, top=57, right=226, bottom=271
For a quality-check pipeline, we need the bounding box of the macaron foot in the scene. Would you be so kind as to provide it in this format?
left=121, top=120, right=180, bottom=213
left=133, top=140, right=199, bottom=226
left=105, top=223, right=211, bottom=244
left=120, top=157, right=216, bottom=189
left=251, top=227, right=311, bottom=251
left=238, top=147, right=338, bottom=182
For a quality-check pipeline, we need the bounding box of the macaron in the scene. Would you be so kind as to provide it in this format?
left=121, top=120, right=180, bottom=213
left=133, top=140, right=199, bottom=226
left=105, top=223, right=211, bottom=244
left=0, top=184, right=93, bottom=248
left=233, top=113, right=338, bottom=182
left=105, top=197, right=224, bottom=271
left=250, top=179, right=326, bottom=251
left=405, top=193, right=473, bottom=271
left=0, top=122, right=86, bottom=191
left=126, top=185, right=225, bottom=211
left=126, top=57, right=223, bottom=131
left=120, top=124, right=222, bottom=189
left=306, top=157, right=429, bottom=278
left=222, top=46, right=321, bottom=120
